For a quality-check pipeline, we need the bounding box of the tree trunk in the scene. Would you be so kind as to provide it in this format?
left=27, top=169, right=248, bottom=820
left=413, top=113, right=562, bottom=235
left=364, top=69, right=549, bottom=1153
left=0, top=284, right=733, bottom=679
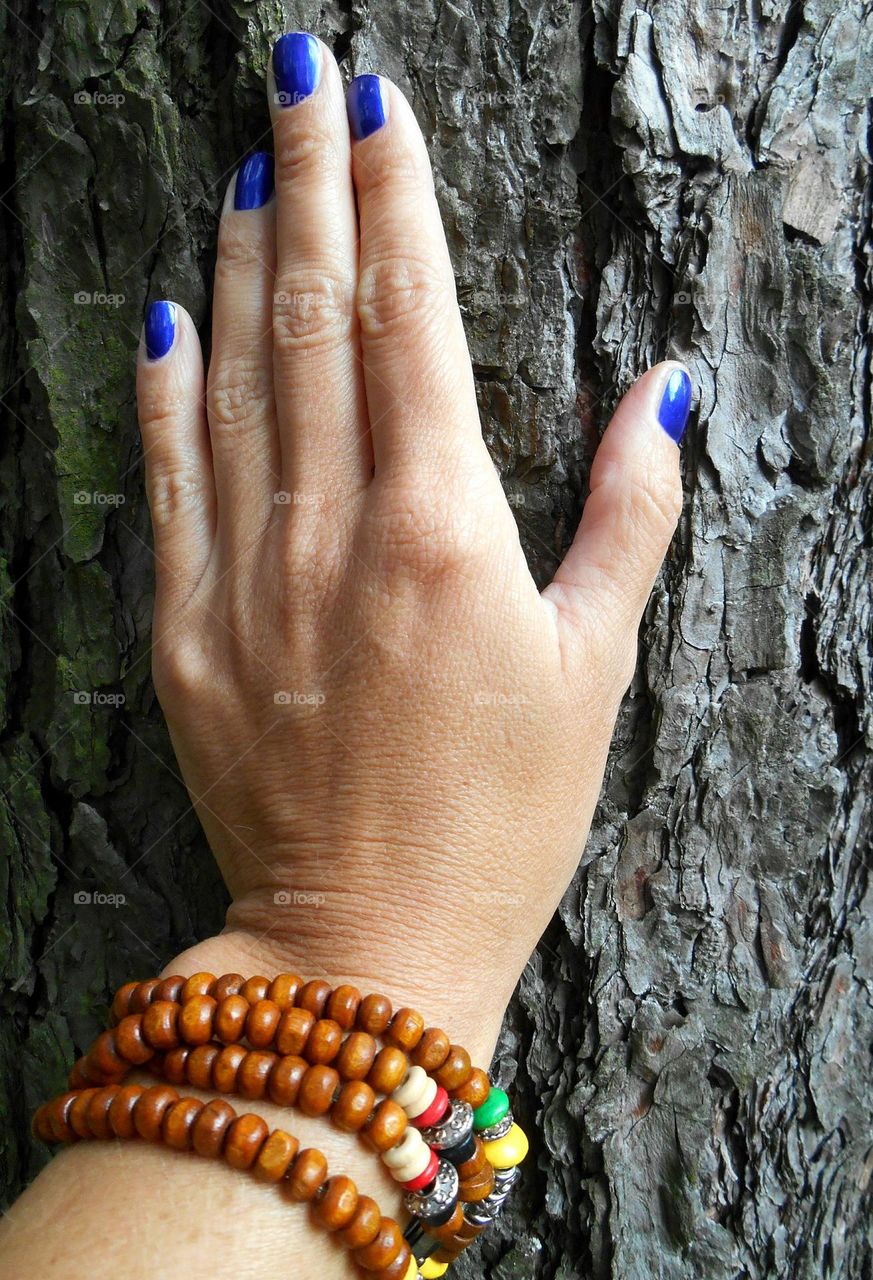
left=1, top=2, right=870, bottom=1277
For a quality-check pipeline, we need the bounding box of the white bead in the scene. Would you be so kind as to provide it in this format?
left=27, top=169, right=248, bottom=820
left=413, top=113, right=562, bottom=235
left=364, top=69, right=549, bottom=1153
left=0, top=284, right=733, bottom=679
left=405, top=1073, right=437, bottom=1120
left=382, top=1126, right=426, bottom=1171
left=392, top=1065, right=430, bottom=1112
left=383, top=1134, right=431, bottom=1183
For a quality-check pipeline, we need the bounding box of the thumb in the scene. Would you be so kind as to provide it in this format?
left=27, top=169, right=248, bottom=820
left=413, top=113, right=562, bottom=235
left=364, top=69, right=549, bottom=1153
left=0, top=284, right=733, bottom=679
left=544, top=361, right=691, bottom=658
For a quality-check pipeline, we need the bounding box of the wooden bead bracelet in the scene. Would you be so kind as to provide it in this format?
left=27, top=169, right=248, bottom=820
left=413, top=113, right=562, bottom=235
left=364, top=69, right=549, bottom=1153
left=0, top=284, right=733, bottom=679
left=34, top=973, right=528, bottom=1278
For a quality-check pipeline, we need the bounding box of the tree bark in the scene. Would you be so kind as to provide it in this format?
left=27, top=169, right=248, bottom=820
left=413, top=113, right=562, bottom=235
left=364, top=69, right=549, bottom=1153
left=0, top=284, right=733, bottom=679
left=1, top=1, right=870, bottom=1277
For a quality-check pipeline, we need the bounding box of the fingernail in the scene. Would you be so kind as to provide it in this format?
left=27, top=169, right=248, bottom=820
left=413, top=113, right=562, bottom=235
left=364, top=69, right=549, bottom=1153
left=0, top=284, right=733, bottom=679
left=272, top=32, right=321, bottom=108
left=347, top=74, right=388, bottom=140
left=145, top=301, right=176, bottom=361
left=658, top=367, right=692, bottom=443
left=234, top=152, right=275, bottom=210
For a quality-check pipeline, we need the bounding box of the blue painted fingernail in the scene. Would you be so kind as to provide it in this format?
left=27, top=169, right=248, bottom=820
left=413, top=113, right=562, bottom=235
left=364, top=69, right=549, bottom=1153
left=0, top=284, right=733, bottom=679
left=347, top=74, right=388, bottom=140
left=145, top=301, right=176, bottom=361
left=273, top=32, right=321, bottom=107
left=658, top=368, right=692, bottom=443
left=234, top=152, right=275, bottom=210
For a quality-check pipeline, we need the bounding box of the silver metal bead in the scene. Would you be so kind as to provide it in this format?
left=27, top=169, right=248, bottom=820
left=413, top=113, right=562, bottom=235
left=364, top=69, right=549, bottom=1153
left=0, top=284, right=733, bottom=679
left=419, top=1100, right=474, bottom=1151
left=463, top=1165, right=521, bottom=1225
left=476, top=1111, right=514, bottom=1142
left=402, top=1158, right=459, bottom=1220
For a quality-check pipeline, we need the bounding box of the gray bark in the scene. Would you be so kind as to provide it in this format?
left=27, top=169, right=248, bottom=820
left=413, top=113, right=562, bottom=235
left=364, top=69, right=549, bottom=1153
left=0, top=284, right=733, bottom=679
left=1, top=1, right=870, bottom=1277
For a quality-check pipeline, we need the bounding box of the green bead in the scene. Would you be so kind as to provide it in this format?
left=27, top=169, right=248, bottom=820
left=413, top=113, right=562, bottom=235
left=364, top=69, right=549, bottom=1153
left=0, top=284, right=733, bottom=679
left=473, top=1086, right=510, bottom=1131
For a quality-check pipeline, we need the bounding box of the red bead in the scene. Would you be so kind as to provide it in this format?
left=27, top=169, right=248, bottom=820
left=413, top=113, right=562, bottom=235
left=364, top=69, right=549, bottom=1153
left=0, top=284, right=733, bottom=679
left=402, top=1148, right=439, bottom=1192
left=412, top=1086, right=450, bottom=1130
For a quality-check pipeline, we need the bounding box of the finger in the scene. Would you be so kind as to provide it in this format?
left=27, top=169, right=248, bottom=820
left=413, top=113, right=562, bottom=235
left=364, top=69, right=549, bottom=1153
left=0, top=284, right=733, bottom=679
left=137, top=301, right=215, bottom=609
left=207, top=153, right=280, bottom=560
left=543, top=362, right=691, bottom=662
left=347, top=75, right=491, bottom=481
left=268, top=32, right=370, bottom=498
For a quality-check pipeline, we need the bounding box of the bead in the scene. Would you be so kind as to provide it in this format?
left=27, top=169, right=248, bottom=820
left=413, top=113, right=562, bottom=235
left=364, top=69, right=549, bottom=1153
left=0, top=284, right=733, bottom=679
left=420, top=1260, right=449, bottom=1278
left=133, top=1086, right=179, bottom=1142
left=311, top=1174, right=359, bottom=1230
left=110, top=981, right=138, bottom=1023
left=392, top=1066, right=431, bottom=1114
left=68, top=1088, right=100, bottom=1139
left=284, top=1147, right=328, bottom=1202
left=212, top=1044, right=247, bottom=1092
left=399, top=1257, right=420, bottom=1280
left=297, top=978, right=331, bottom=1017
left=472, top=1086, right=509, bottom=1131
left=163, top=1097, right=203, bottom=1150
left=458, top=1160, right=495, bottom=1201
left=326, top=983, right=361, bottom=1029
left=298, top=1065, right=340, bottom=1117
left=154, top=975, right=185, bottom=1003
left=367, top=1046, right=408, bottom=1095
left=178, top=994, right=217, bottom=1045
left=336, top=1030, right=377, bottom=1081
left=354, top=1217, right=405, bottom=1270
left=483, top=1122, right=528, bottom=1170
left=237, top=1050, right=277, bottom=1100
left=373, top=1244, right=413, bottom=1279
left=268, top=1054, right=308, bottom=1107
left=305, top=1019, right=343, bottom=1064
left=332, top=1080, right=376, bottom=1132
left=453, top=1068, right=490, bottom=1109
left=362, top=1099, right=408, bottom=1152
left=114, top=1014, right=155, bottom=1066
left=253, top=1129, right=300, bottom=1183
left=405, top=1075, right=438, bottom=1121
left=420, top=1101, right=473, bottom=1153
left=246, top=999, right=281, bottom=1048
left=225, top=1113, right=269, bottom=1169
left=187, top=1044, right=220, bottom=1091
left=107, top=1084, right=144, bottom=1140
left=161, top=1046, right=191, bottom=1085
left=385, top=1008, right=424, bottom=1053
left=382, top=1126, right=429, bottom=1176
left=433, top=1045, right=472, bottom=1093
left=402, top=1160, right=459, bottom=1225
left=269, top=973, right=302, bottom=1010
left=275, top=1007, right=315, bottom=1056
left=192, top=1098, right=236, bottom=1158
left=339, top=1193, right=382, bottom=1249
left=413, top=1086, right=449, bottom=1130
left=357, top=993, right=392, bottom=1036
left=213, top=972, right=245, bottom=1001
left=87, top=1029, right=128, bottom=1077
left=86, top=1087, right=116, bottom=1139
left=411, top=1028, right=451, bottom=1072
left=48, top=1092, right=78, bottom=1142
left=402, top=1148, right=439, bottom=1192
left=215, top=994, right=249, bottom=1043
left=129, top=978, right=161, bottom=1013
left=423, top=1202, right=464, bottom=1243
left=180, top=972, right=216, bottom=1001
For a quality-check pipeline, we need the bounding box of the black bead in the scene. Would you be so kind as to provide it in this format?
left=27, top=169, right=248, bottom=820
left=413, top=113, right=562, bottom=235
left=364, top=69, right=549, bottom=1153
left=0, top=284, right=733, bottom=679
left=441, top=1131, right=477, bottom=1165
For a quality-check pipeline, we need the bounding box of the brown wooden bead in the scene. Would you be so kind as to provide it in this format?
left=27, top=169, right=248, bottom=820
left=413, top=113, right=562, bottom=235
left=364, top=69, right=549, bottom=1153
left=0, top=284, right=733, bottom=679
left=224, top=1112, right=269, bottom=1169
left=253, top=1128, right=300, bottom=1183
left=154, top=975, right=185, bottom=1003
left=163, top=1097, right=203, bottom=1150
left=305, top=1019, right=343, bottom=1065
left=453, top=1066, right=491, bottom=1108
left=215, top=994, right=249, bottom=1043
left=111, top=981, right=138, bottom=1023
left=385, top=1007, right=424, bottom=1053
left=297, top=978, right=332, bottom=1018
left=68, top=1088, right=100, bottom=1139
left=361, top=1099, right=407, bottom=1152
left=246, top=999, right=281, bottom=1048
left=275, top=1006, right=315, bottom=1056
left=237, top=1050, right=278, bottom=1100
left=458, top=1161, right=495, bottom=1201
left=331, top=1080, right=376, bottom=1132
left=433, top=1044, right=472, bottom=1091
left=133, top=1086, right=179, bottom=1141
left=179, top=995, right=217, bottom=1045
left=240, top=975, right=270, bottom=1004
left=424, top=1202, right=464, bottom=1244
left=411, top=1027, right=451, bottom=1072
left=158, top=1046, right=190, bottom=1084
left=356, top=993, right=392, bottom=1036
left=366, top=1046, right=408, bottom=1095
left=142, top=1000, right=181, bottom=1051
left=187, top=1044, right=221, bottom=1091
left=32, top=1105, right=54, bottom=1144
left=129, top=978, right=161, bottom=1013
left=269, top=973, right=302, bottom=1010
left=114, top=1014, right=155, bottom=1066
left=353, top=1217, right=405, bottom=1270
left=284, top=1147, right=328, bottom=1202
left=68, top=1059, right=96, bottom=1089
left=430, top=1220, right=485, bottom=1263
left=298, top=1064, right=340, bottom=1117
left=337, top=1194, right=382, bottom=1249
left=311, top=1175, right=359, bottom=1231
left=86, top=1086, right=117, bottom=1140
left=267, top=1054, right=308, bottom=1107
left=87, top=1028, right=129, bottom=1077
left=212, top=1044, right=247, bottom=1093
left=181, top=972, right=216, bottom=1001
left=192, top=1098, right=236, bottom=1158
left=48, top=1092, right=79, bottom=1142
left=456, top=1136, right=490, bottom=1178
left=213, top=972, right=245, bottom=1001
left=335, top=1031, right=377, bottom=1081
left=108, top=1084, right=145, bottom=1140
left=374, top=1242, right=413, bottom=1279
left=326, top=983, right=361, bottom=1030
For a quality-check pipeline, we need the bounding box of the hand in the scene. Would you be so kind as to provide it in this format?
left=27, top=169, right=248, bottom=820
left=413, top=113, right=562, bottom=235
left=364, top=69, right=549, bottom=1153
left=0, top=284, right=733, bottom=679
left=136, top=35, right=691, bottom=1060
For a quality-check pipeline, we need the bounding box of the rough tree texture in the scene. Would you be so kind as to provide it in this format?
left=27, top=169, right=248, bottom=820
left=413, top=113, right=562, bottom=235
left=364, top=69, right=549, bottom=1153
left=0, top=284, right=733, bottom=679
left=0, top=1, right=870, bottom=1276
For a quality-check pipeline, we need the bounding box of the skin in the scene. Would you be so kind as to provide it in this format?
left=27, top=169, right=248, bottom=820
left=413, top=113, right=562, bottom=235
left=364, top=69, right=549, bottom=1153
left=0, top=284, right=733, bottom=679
left=0, top=38, right=687, bottom=1280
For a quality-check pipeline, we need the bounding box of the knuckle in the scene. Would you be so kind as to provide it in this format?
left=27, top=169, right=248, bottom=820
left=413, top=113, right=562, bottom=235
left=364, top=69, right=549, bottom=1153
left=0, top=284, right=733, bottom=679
left=146, top=461, right=203, bottom=532
left=153, top=635, right=210, bottom=704
left=273, top=269, right=354, bottom=354
left=362, top=144, right=433, bottom=197
left=215, top=223, right=269, bottom=278
left=369, top=491, right=481, bottom=582
left=207, top=361, right=273, bottom=433
left=274, top=126, right=343, bottom=190
left=624, top=470, right=683, bottom=546
left=357, top=253, right=452, bottom=341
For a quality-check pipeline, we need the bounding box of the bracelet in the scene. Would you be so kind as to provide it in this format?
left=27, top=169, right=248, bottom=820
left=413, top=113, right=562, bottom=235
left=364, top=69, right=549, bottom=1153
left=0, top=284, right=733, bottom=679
left=33, top=972, right=528, bottom=1278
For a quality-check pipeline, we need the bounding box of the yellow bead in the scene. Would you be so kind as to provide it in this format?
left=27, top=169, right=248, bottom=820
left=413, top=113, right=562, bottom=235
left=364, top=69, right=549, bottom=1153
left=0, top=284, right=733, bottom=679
left=483, top=1121, right=529, bottom=1170
left=402, top=1257, right=420, bottom=1280
left=420, top=1260, right=449, bottom=1278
